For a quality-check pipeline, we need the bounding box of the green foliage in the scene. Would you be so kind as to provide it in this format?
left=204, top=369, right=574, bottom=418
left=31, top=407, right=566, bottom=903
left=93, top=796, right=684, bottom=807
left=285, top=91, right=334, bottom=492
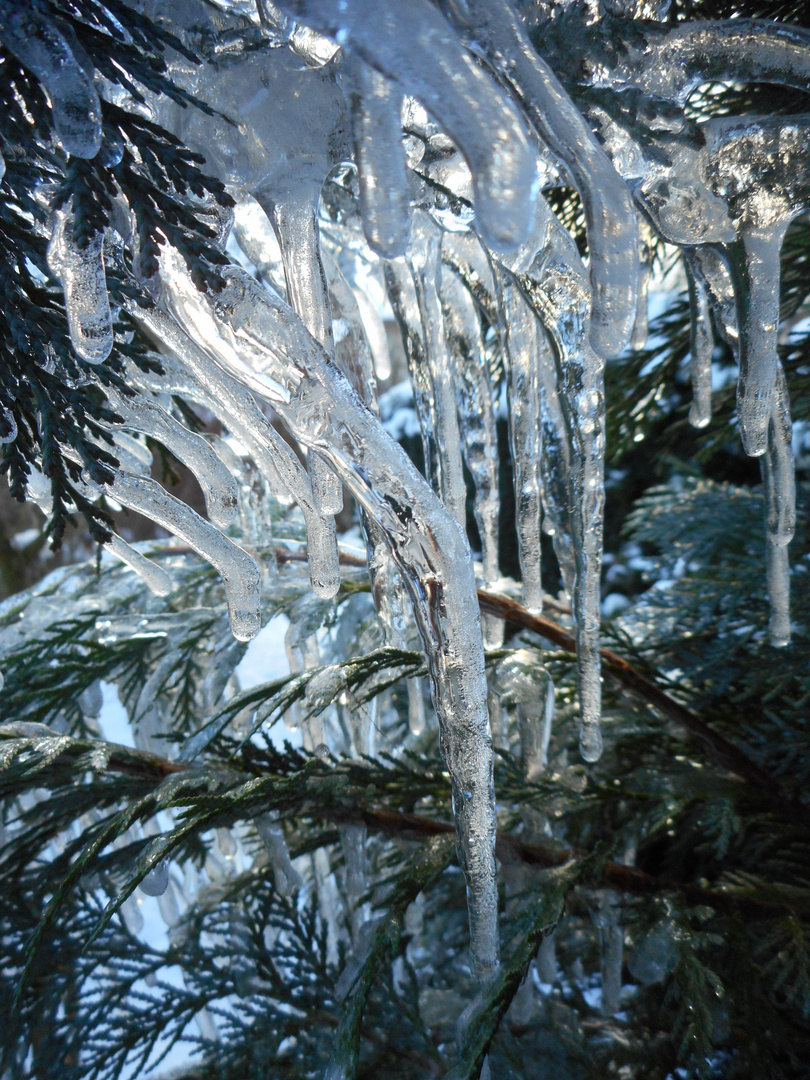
left=2, top=0, right=810, bottom=1078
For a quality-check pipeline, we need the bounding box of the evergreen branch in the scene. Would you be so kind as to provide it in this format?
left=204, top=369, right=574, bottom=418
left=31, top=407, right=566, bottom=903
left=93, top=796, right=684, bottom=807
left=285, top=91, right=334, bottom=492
left=476, top=590, right=810, bottom=832
left=447, top=862, right=578, bottom=1080
left=3, top=732, right=800, bottom=921
left=325, top=835, right=455, bottom=1079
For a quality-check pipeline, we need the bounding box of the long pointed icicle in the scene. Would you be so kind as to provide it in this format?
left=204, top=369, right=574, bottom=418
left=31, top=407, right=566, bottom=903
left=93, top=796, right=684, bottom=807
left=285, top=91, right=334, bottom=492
left=47, top=206, right=113, bottom=364
left=497, top=269, right=545, bottom=616
left=497, top=198, right=606, bottom=762
left=439, top=264, right=500, bottom=589
left=410, top=213, right=467, bottom=526
left=132, top=301, right=340, bottom=600
left=0, top=4, right=102, bottom=158
left=725, top=225, right=788, bottom=459
left=447, top=0, right=639, bottom=358
left=109, top=392, right=238, bottom=530
left=274, top=0, right=538, bottom=252
left=385, top=246, right=466, bottom=526
left=346, top=57, right=411, bottom=259
left=683, top=254, right=715, bottom=430
left=163, top=258, right=500, bottom=979
left=256, top=190, right=344, bottom=518
left=761, top=367, right=796, bottom=648
left=104, top=470, right=262, bottom=642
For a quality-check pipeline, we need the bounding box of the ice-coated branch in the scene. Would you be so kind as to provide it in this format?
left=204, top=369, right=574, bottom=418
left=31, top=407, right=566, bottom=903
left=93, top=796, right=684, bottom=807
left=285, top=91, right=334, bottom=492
left=609, top=19, right=810, bottom=107
left=445, top=0, right=639, bottom=358
left=273, top=0, right=539, bottom=253
left=161, top=259, right=500, bottom=978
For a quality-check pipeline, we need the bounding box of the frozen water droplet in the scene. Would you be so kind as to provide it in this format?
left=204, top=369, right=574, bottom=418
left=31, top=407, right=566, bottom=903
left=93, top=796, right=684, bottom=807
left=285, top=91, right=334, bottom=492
left=139, top=858, right=170, bottom=897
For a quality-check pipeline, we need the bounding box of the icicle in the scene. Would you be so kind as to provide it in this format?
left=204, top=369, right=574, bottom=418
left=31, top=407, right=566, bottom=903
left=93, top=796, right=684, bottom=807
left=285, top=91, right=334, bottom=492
left=273, top=0, right=537, bottom=252
left=131, top=303, right=340, bottom=599
left=105, top=534, right=173, bottom=597
left=683, top=254, right=715, bottom=430
left=410, top=213, right=467, bottom=525
left=232, top=199, right=288, bottom=298
left=407, top=680, right=426, bottom=737
left=163, top=257, right=500, bottom=979
left=139, top=858, right=170, bottom=897
left=0, top=406, right=17, bottom=445
left=47, top=206, right=113, bottom=364
left=255, top=814, right=303, bottom=896
left=384, top=217, right=467, bottom=525
left=725, top=225, right=788, bottom=458
left=102, top=470, right=261, bottom=642
left=497, top=272, right=545, bottom=616
left=593, top=894, right=624, bottom=1017
left=439, top=252, right=501, bottom=593
left=0, top=5, right=102, bottom=158
left=495, top=651, right=554, bottom=782
left=445, top=0, right=639, bottom=358
left=0, top=148, right=5, bottom=184
left=632, top=218, right=655, bottom=351
left=702, top=115, right=810, bottom=457
left=761, top=367, right=795, bottom=648
left=109, top=392, right=239, bottom=529
left=496, top=196, right=606, bottom=762
left=347, top=57, right=410, bottom=259
left=339, top=823, right=368, bottom=897
left=537, top=327, right=577, bottom=599
left=255, top=191, right=344, bottom=518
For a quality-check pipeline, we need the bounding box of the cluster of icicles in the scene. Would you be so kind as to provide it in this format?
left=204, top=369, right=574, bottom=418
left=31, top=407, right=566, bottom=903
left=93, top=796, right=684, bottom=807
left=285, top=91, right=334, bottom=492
left=5, top=0, right=808, bottom=979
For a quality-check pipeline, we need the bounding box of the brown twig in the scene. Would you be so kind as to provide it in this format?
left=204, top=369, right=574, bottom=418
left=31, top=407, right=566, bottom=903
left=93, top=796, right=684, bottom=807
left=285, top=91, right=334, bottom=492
left=359, top=806, right=805, bottom=919
left=475, top=589, right=810, bottom=831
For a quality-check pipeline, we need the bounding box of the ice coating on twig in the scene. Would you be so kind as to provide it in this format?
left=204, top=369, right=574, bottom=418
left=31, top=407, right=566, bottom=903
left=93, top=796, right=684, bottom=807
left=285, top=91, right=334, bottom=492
left=446, top=0, right=639, bottom=358
left=0, top=5, right=102, bottom=158
left=609, top=19, right=810, bottom=107
left=275, top=0, right=538, bottom=252
left=109, top=392, right=238, bottom=530
left=47, top=207, right=113, bottom=364
left=105, top=535, right=173, bottom=598
left=347, top=58, right=411, bottom=259
left=103, top=469, right=261, bottom=642
left=162, top=256, right=500, bottom=978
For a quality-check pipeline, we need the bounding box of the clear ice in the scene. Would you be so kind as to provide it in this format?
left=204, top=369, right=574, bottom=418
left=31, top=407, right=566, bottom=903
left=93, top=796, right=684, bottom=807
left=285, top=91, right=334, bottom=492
left=14, top=0, right=810, bottom=984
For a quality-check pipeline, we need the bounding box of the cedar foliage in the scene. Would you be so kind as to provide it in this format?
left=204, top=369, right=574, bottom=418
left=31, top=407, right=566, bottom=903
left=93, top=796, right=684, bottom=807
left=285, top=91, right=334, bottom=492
left=1, top=2, right=810, bottom=1079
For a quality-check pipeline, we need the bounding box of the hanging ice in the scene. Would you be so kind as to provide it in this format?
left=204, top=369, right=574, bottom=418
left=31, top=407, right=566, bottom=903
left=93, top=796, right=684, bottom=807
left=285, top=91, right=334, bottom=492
left=0, top=4, right=102, bottom=159
left=160, top=254, right=500, bottom=979
left=272, top=0, right=539, bottom=252
left=48, top=205, right=113, bottom=364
